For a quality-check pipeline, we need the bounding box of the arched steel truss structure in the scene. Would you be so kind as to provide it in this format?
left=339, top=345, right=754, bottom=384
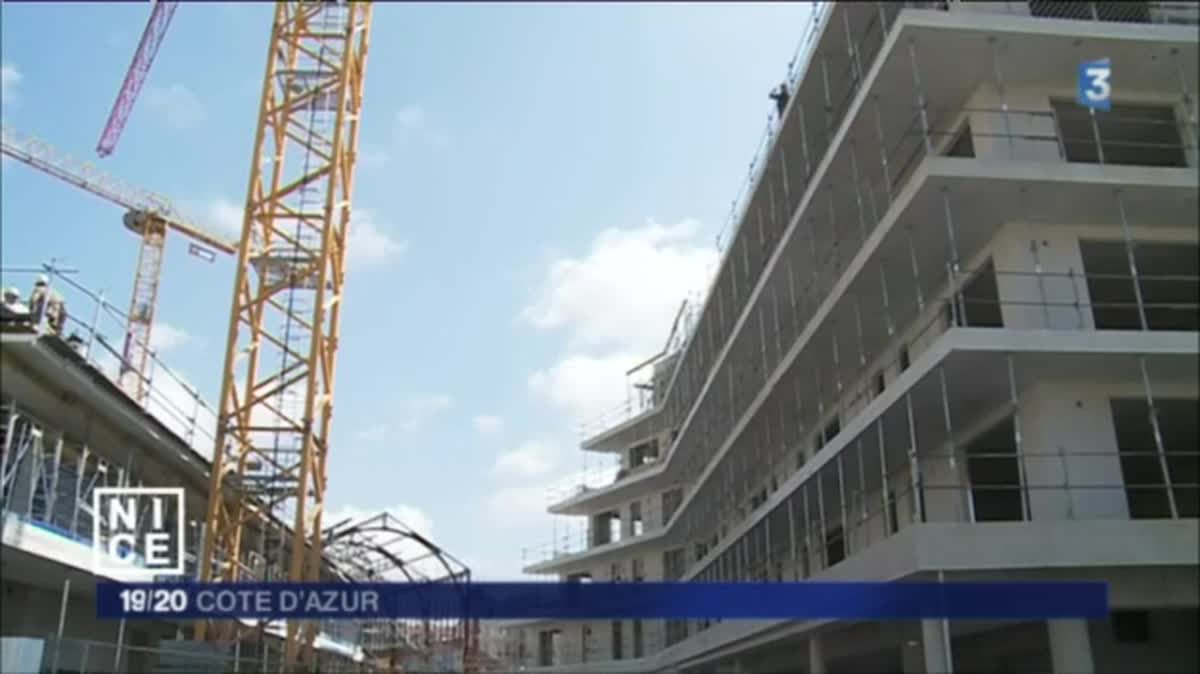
left=323, top=511, right=480, bottom=672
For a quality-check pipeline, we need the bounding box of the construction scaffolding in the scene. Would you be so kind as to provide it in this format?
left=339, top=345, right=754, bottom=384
left=1, top=266, right=482, bottom=672
left=527, top=1, right=1200, bottom=627
left=324, top=512, right=480, bottom=672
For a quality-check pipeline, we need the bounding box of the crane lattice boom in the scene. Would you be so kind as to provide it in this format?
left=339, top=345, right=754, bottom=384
left=1, top=125, right=236, bottom=402
left=95, top=0, right=180, bottom=158
left=1, top=126, right=236, bottom=254
left=197, top=1, right=372, bottom=666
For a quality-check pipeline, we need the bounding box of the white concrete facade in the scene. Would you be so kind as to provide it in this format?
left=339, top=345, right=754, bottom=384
left=510, top=2, right=1199, bottom=672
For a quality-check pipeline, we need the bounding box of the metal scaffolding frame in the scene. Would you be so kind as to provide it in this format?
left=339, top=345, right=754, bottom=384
left=516, top=4, right=1198, bottom=661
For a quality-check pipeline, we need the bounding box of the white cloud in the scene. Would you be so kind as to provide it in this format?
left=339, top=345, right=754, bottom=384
left=486, top=484, right=554, bottom=529
left=521, top=219, right=716, bottom=353
left=528, top=351, right=639, bottom=426
left=150, top=321, right=192, bottom=353
left=396, top=393, right=453, bottom=432
left=355, top=393, right=453, bottom=443
left=355, top=423, right=387, bottom=442
left=492, top=440, right=557, bottom=479
left=324, top=503, right=450, bottom=580
left=197, top=196, right=244, bottom=237
left=181, top=199, right=406, bottom=271
left=393, top=104, right=447, bottom=147
left=145, top=83, right=207, bottom=130
left=519, top=218, right=715, bottom=429
left=473, top=414, right=504, bottom=436
left=1, top=62, right=22, bottom=109
left=347, top=210, right=407, bottom=270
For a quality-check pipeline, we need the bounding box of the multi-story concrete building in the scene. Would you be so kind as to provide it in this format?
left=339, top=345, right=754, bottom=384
left=0, top=266, right=478, bottom=672
left=508, top=2, right=1199, bottom=672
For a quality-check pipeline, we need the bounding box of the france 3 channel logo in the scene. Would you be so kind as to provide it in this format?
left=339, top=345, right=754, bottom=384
left=92, top=487, right=186, bottom=579
left=1077, top=58, right=1112, bottom=111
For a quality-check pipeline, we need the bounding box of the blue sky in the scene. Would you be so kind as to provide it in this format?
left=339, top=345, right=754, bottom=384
left=1, top=1, right=814, bottom=579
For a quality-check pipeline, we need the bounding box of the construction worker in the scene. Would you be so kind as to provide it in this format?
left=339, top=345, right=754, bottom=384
left=30, top=275, right=67, bottom=335
left=66, top=332, right=86, bottom=355
left=2, top=287, right=29, bottom=324
left=769, top=82, right=790, bottom=119
left=29, top=275, right=50, bottom=326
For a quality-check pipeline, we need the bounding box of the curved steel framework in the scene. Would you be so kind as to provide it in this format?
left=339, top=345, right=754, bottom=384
left=197, top=1, right=373, bottom=668
left=323, top=512, right=480, bottom=673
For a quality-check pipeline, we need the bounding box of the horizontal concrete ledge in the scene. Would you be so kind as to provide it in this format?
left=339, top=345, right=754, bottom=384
left=904, top=6, right=1200, bottom=45
left=517, top=518, right=1199, bottom=674
left=546, top=160, right=1198, bottom=519
left=529, top=329, right=1198, bottom=574
left=914, top=519, right=1200, bottom=571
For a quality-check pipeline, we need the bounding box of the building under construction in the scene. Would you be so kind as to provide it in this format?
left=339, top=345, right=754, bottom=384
left=0, top=268, right=486, bottom=672
left=0, top=2, right=502, bottom=670
left=505, top=1, right=1199, bottom=672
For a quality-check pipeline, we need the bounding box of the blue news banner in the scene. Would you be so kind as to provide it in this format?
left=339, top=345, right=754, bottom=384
left=96, top=581, right=1108, bottom=621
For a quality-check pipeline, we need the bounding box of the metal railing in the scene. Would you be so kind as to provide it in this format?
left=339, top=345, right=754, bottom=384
left=543, top=455, right=624, bottom=506
left=1, top=263, right=218, bottom=455
left=575, top=3, right=833, bottom=442
left=520, top=520, right=590, bottom=568
left=690, top=444, right=1199, bottom=587
left=537, top=261, right=1198, bottom=568
left=1027, top=0, right=1200, bottom=24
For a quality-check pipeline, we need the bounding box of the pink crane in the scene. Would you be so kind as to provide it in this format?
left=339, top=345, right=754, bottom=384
left=95, top=1, right=180, bottom=158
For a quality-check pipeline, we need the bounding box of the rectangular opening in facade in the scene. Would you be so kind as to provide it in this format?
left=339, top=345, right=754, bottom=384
left=1052, top=100, right=1187, bottom=167
left=887, top=489, right=899, bottom=535
left=592, top=511, right=621, bottom=546
left=824, top=525, right=845, bottom=566
left=1081, top=241, right=1200, bottom=331
left=966, top=416, right=1025, bottom=522
left=957, top=259, right=1004, bottom=327
left=630, top=501, right=644, bottom=536
left=1112, top=610, right=1152, bottom=643
left=537, top=629, right=562, bottom=667
left=629, top=438, right=660, bottom=468
left=611, top=620, right=623, bottom=660
left=1112, top=398, right=1199, bottom=518
left=633, top=619, right=644, bottom=658
left=945, top=121, right=976, bottom=158
left=566, top=572, right=592, bottom=583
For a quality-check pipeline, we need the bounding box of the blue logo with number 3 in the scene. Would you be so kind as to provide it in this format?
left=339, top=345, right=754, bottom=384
left=1078, top=59, right=1112, bottom=111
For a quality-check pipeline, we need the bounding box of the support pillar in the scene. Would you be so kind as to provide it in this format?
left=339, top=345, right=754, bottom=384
left=809, top=634, right=826, bottom=674
left=901, top=620, right=952, bottom=674
left=1047, top=619, right=1095, bottom=674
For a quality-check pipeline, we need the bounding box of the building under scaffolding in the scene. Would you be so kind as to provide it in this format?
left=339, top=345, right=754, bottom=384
left=0, top=264, right=483, bottom=672
left=507, top=2, right=1199, bottom=673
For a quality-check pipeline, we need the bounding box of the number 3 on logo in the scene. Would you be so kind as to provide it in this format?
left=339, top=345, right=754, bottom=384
left=1078, top=59, right=1112, bottom=111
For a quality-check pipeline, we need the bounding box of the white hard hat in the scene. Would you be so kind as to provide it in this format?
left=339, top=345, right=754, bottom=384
left=3, top=287, right=18, bottom=298
left=35, top=274, right=48, bottom=286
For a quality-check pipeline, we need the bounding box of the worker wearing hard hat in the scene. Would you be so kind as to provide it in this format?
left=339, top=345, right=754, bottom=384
left=29, top=275, right=67, bottom=336
left=2, top=286, right=30, bottom=324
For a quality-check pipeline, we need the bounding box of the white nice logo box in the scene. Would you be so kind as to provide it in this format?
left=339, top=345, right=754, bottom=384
left=92, top=487, right=186, bottom=579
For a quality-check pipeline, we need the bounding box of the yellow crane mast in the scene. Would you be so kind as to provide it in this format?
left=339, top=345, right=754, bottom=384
left=197, top=1, right=372, bottom=667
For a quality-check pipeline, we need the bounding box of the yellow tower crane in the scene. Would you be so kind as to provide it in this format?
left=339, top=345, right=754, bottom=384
left=196, top=1, right=372, bottom=667
left=0, top=127, right=237, bottom=402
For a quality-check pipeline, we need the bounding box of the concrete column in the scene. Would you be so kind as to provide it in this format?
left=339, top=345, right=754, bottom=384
left=901, top=621, right=952, bottom=674
left=1048, top=619, right=1095, bottom=674
left=808, top=634, right=826, bottom=674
